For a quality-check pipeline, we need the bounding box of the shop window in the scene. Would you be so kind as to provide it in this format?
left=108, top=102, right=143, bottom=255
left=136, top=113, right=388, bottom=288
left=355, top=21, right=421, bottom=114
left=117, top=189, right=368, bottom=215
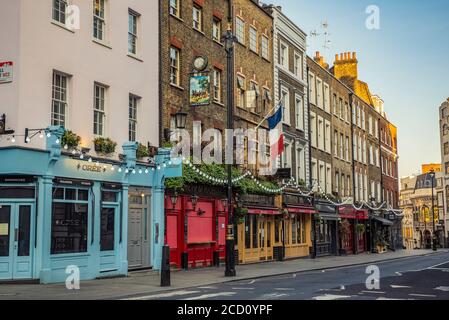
left=0, top=206, right=11, bottom=257
left=102, top=191, right=118, bottom=202
left=18, top=206, right=31, bottom=257
left=252, top=215, right=258, bottom=249
left=51, top=202, right=88, bottom=254
left=100, top=208, right=115, bottom=251
left=292, top=217, right=297, bottom=245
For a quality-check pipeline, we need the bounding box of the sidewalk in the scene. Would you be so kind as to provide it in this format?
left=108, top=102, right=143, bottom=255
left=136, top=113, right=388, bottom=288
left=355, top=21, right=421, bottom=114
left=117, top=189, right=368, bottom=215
left=0, top=249, right=446, bottom=300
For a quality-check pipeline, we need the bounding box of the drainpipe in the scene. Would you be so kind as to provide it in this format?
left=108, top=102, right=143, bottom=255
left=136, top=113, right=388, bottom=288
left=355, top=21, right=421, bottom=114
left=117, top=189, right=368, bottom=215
left=349, top=93, right=358, bottom=254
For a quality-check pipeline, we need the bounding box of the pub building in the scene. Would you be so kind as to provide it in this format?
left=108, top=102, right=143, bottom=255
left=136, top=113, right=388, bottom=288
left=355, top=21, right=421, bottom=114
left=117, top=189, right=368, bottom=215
left=165, top=185, right=228, bottom=269
left=338, top=206, right=370, bottom=254
left=236, top=194, right=283, bottom=264
left=281, top=191, right=315, bottom=260
left=0, top=126, right=181, bottom=283
left=312, top=199, right=339, bottom=257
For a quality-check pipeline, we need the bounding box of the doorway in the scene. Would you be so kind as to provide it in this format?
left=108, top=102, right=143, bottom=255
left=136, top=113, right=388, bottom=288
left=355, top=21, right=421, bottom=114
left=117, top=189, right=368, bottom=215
left=128, top=190, right=152, bottom=270
left=0, top=203, right=34, bottom=280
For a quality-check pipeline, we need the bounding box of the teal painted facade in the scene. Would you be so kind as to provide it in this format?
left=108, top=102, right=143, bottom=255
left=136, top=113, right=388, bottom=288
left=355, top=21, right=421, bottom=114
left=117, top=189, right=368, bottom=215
left=0, top=126, right=181, bottom=283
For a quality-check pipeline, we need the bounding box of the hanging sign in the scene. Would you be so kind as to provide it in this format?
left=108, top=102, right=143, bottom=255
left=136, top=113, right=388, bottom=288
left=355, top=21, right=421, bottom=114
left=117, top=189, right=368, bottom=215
left=0, top=62, right=13, bottom=84
left=189, top=72, right=210, bottom=106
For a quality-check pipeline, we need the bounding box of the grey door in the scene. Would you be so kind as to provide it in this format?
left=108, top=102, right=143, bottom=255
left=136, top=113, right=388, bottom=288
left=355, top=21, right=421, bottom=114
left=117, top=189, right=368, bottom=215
left=128, top=208, right=143, bottom=268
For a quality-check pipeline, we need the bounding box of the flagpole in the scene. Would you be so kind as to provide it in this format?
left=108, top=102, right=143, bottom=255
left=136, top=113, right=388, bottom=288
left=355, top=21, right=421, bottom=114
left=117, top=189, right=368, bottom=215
left=254, top=92, right=287, bottom=131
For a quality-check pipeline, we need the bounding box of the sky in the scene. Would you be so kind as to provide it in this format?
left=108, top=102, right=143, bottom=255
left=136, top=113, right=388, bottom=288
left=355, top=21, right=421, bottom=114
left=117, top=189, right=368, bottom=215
left=270, top=0, right=449, bottom=178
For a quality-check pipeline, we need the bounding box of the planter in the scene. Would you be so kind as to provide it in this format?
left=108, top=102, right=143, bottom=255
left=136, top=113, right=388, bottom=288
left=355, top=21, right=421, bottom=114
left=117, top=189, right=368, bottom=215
left=93, top=137, right=117, bottom=155
left=376, top=245, right=386, bottom=254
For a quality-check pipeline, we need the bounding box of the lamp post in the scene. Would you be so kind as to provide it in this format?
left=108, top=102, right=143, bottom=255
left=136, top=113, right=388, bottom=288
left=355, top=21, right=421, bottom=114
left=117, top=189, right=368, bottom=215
left=429, top=169, right=437, bottom=251
left=224, top=0, right=236, bottom=277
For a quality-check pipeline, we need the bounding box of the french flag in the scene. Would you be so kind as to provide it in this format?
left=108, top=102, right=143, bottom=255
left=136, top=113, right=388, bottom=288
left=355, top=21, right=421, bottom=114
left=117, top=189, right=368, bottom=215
left=267, top=104, right=285, bottom=168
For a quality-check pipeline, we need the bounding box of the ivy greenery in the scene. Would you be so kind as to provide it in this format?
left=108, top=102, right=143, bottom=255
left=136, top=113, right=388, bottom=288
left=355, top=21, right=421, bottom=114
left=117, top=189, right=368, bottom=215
left=93, top=137, right=117, bottom=154
left=136, top=143, right=150, bottom=158
left=165, top=162, right=281, bottom=196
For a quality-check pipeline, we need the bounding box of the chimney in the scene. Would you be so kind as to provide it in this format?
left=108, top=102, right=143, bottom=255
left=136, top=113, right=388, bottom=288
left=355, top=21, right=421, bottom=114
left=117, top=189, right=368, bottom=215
left=314, top=51, right=329, bottom=69
left=333, top=51, right=358, bottom=80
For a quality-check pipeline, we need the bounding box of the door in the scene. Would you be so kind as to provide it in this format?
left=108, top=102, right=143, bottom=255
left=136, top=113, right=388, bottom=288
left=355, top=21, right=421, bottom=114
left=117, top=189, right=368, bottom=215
left=0, top=204, right=34, bottom=280
left=128, top=208, right=143, bottom=268
left=258, top=217, right=267, bottom=260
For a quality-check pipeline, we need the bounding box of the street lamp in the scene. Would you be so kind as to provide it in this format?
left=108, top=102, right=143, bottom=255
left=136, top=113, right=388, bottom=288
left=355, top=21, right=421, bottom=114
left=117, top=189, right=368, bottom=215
left=429, top=169, right=437, bottom=251
left=169, top=192, right=178, bottom=210
left=164, top=111, right=188, bottom=141
left=223, top=0, right=237, bottom=277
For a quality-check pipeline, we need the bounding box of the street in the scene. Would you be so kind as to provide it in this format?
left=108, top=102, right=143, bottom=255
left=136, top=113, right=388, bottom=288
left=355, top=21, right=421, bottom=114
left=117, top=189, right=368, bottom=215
left=123, top=251, right=449, bottom=301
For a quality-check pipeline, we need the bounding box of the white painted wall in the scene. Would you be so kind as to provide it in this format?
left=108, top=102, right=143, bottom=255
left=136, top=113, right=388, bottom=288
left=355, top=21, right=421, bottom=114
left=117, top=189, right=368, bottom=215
left=0, top=0, right=159, bottom=155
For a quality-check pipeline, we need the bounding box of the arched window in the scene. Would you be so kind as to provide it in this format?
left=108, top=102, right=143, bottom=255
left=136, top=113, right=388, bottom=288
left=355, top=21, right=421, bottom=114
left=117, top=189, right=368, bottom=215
left=443, top=124, right=449, bottom=136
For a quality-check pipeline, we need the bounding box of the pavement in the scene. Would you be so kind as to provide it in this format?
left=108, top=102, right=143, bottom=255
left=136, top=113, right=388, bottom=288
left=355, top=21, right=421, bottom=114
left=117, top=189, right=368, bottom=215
left=0, top=249, right=446, bottom=300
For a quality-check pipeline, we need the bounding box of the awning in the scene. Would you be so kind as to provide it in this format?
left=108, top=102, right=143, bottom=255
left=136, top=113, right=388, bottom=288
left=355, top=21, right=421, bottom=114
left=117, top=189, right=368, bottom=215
left=372, top=216, right=394, bottom=226
left=319, top=213, right=339, bottom=221
left=339, top=207, right=369, bottom=220
left=286, top=206, right=317, bottom=215
left=248, top=208, right=280, bottom=215
left=316, top=203, right=336, bottom=214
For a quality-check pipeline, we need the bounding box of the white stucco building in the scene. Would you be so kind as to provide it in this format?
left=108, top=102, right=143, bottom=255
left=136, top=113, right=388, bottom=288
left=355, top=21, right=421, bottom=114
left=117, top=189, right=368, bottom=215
left=0, top=0, right=159, bottom=151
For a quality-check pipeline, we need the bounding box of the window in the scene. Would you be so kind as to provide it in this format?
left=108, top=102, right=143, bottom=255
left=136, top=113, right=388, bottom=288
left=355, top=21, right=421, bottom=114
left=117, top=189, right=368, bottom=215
left=248, top=82, right=260, bottom=112
left=445, top=143, right=449, bottom=155
left=309, top=73, right=316, bottom=105
left=335, top=171, right=340, bottom=194
left=170, top=47, right=180, bottom=86
left=129, top=95, right=138, bottom=141
left=280, top=41, right=289, bottom=69
left=93, top=0, right=106, bottom=41
left=444, top=124, right=449, bottom=136
left=334, top=131, right=338, bottom=157
left=340, top=133, right=344, bottom=159
left=296, top=146, right=305, bottom=182
left=310, top=113, right=317, bottom=148
left=249, top=26, right=258, bottom=53
left=311, top=158, right=318, bottom=190
left=341, top=174, right=346, bottom=196
left=192, top=6, right=203, bottom=31
left=261, top=35, right=269, bottom=60
left=281, top=87, right=290, bottom=124
left=374, top=120, right=379, bottom=138
left=332, top=94, right=337, bottom=115
left=318, top=117, right=324, bottom=151
left=339, top=98, right=344, bottom=119
left=281, top=140, right=292, bottom=169
left=52, top=72, right=68, bottom=127
left=369, top=144, right=374, bottom=165
left=353, top=133, right=358, bottom=162
left=128, top=10, right=139, bottom=54
left=53, top=0, right=68, bottom=24
left=94, top=83, right=106, bottom=136
left=213, top=69, right=222, bottom=103
left=325, top=121, right=331, bottom=154
left=295, top=95, right=304, bottom=131
left=294, top=52, right=303, bottom=79
left=319, top=162, right=325, bottom=191
left=101, top=208, right=115, bottom=251
left=237, top=76, right=246, bottom=108
left=361, top=110, right=366, bottom=130
left=368, top=115, right=373, bottom=135
left=326, top=164, right=332, bottom=194
left=235, top=17, right=245, bottom=44
left=212, top=18, right=221, bottom=43
left=345, top=136, right=350, bottom=161
left=323, top=83, right=330, bottom=113
left=169, top=0, right=180, bottom=17
left=345, top=102, right=350, bottom=122
left=316, top=78, right=323, bottom=109
left=51, top=187, right=89, bottom=255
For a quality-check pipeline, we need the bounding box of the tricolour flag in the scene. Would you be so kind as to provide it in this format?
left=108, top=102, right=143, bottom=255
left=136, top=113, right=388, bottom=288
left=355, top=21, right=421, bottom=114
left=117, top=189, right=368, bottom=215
left=267, top=104, right=284, bottom=169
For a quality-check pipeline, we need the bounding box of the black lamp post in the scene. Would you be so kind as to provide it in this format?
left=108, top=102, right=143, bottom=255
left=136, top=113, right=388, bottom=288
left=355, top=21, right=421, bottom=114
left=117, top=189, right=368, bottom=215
left=224, top=0, right=236, bottom=277
left=429, top=169, right=437, bottom=251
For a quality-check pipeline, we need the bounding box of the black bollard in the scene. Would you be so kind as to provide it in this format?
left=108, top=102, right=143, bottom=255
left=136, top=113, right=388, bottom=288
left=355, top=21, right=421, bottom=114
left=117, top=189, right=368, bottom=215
left=160, top=245, right=171, bottom=287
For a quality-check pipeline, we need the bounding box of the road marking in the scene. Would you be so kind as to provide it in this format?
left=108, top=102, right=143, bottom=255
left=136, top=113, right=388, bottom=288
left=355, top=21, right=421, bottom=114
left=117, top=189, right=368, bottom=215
left=292, top=274, right=297, bottom=278
left=312, top=294, right=351, bottom=300
left=360, top=290, right=386, bottom=295
left=391, top=285, right=412, bottom=289
left=377, top=297, right=402, bottom=300
left=197, top=286, right=218, bottom=290
left=124, top=290, right=201, bottom=300
left=409, top=293, right=437, bottom=298
left=256, top=293, right=289, bottom=300
left=395, top=272, right=402, bottom=276
left=435, top=286, right=449, bottom=292
left=231, top=287, right=255, bottom=290
left=274, top=288, right=295, bottom=291
left=183, top=292, right=237, bottom=300
left=427, top=260, right=449, bottom=270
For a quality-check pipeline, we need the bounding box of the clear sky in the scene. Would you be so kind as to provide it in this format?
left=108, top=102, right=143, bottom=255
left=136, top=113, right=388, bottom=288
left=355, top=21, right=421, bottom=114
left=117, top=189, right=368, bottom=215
left=270, top=0, right=449, bottom=177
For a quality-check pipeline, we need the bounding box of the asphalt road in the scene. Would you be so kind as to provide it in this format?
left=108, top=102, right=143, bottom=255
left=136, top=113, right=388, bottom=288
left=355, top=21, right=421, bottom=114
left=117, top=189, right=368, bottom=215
left=124, top=251, right=449, bottom=300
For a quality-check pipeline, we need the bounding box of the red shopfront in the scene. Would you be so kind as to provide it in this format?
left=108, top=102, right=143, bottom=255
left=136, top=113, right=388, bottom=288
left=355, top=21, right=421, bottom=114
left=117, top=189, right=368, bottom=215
left=338, top=207, right=369, bottom=254
left=165, top=194, right=227, bottom=269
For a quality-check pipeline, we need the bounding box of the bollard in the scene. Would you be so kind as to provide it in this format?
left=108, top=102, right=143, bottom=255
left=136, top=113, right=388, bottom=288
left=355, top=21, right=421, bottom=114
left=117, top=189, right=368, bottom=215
left=160, top=245, right=171, bottom=287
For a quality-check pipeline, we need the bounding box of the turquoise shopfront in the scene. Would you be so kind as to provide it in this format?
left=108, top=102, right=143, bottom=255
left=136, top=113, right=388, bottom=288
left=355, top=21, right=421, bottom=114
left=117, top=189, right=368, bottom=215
left=0, top=126, right=181, bottom=283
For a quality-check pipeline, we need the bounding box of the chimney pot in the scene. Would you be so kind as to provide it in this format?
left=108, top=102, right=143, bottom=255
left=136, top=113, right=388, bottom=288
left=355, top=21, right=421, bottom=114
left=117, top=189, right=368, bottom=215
left=352, top=52, right=357, bottom=60
left=335, top=54, right=339, bottom=62
left=340, top=53, right=344, bottom=60
left=316, top=51, right=320, bottom=59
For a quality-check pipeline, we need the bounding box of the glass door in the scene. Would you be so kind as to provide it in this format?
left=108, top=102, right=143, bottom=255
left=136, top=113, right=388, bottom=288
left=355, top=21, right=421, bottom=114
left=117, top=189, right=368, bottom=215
left=0, top=204, right=34, bottom=280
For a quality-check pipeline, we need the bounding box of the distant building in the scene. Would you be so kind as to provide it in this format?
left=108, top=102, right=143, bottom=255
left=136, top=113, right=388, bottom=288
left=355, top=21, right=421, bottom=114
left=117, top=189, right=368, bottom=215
left=439, top=98, right=449, bottom=246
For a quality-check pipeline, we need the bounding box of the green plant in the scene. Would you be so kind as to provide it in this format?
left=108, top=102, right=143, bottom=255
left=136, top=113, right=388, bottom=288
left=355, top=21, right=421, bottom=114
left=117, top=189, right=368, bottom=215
left=136, top=143, right=150, bottom=158
left=162, top=141, right=174, bottom=148
left=93, top=137, right=117, bottom=154
left=339, top=219, right=351, bottom=236
left=61, top=130, right=81, bottom=150
left=356, top=224, right=366, bottom=234
left=233, top=207, right=248, bottom=224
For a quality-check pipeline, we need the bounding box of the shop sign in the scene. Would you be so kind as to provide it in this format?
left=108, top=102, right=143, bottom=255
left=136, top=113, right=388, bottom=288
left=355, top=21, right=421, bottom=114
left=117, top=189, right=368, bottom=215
left=189, top=72, right=210, bottom=106
left=0, top=62, right=13, bottom=83
left=77, top=163, right=107, bottom=173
